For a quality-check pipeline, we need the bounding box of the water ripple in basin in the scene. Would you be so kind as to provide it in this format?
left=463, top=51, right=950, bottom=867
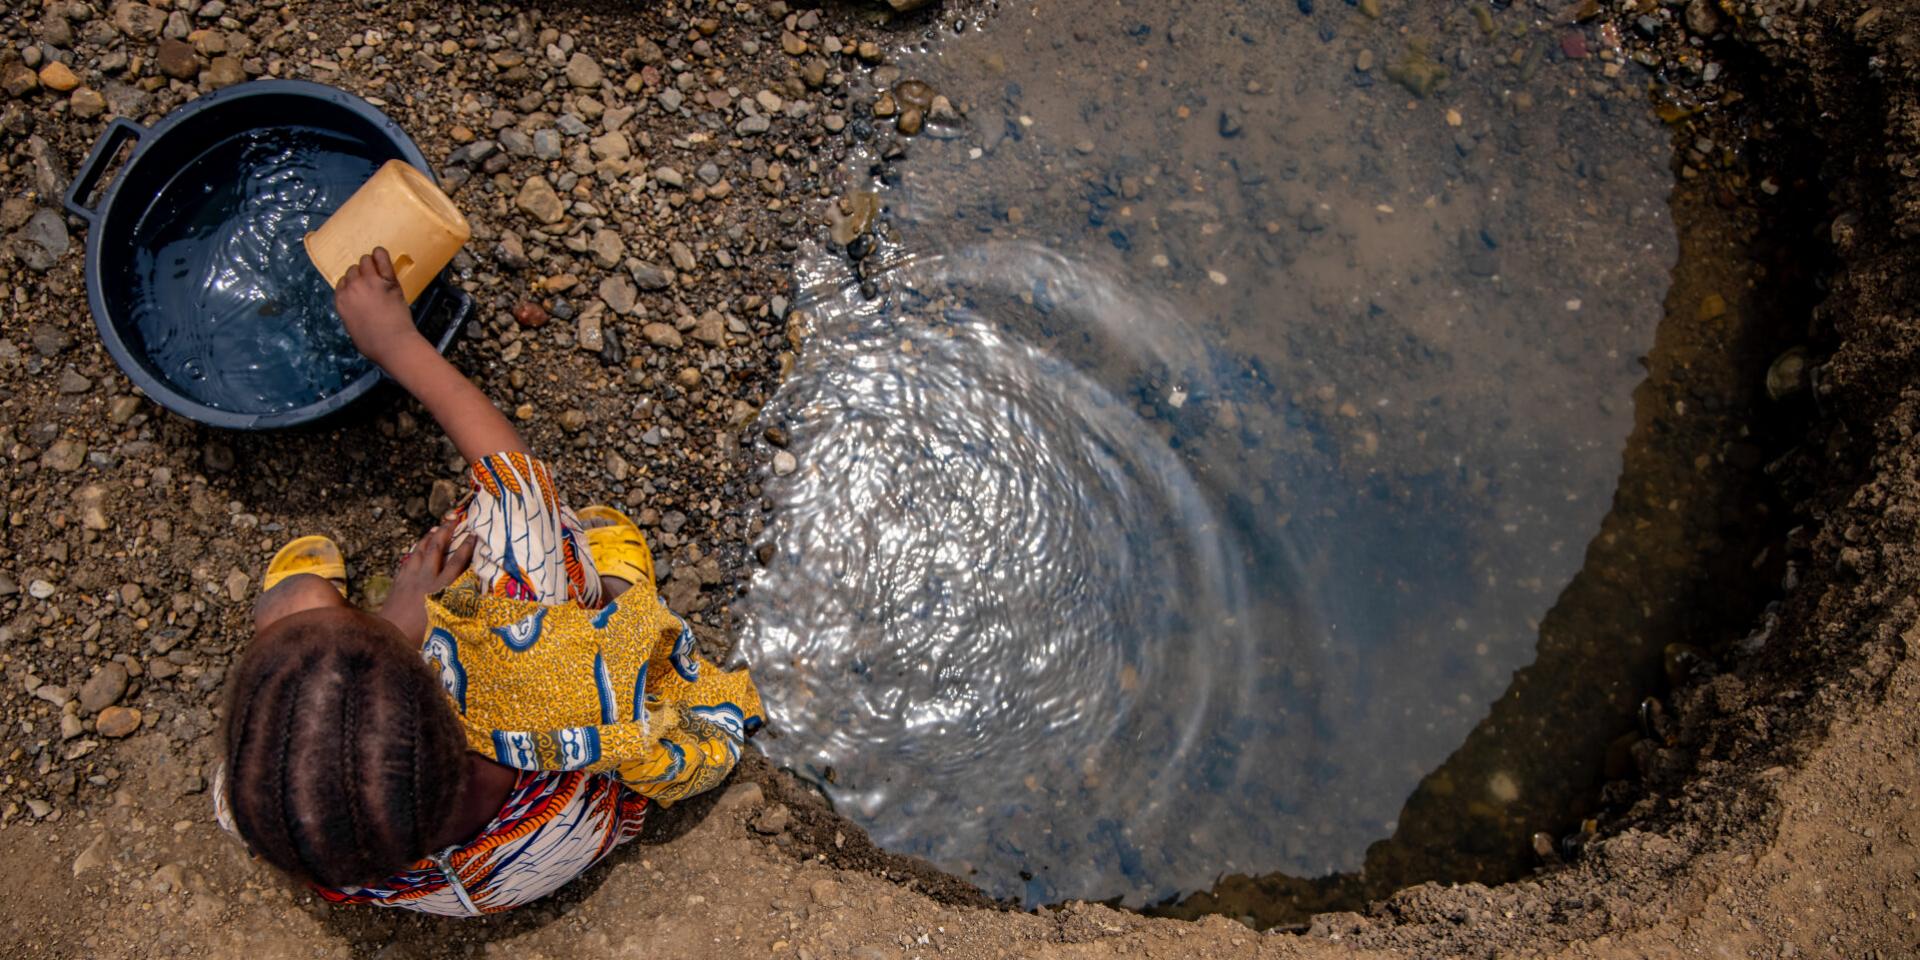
left=131, top=128, right=382, bottom=413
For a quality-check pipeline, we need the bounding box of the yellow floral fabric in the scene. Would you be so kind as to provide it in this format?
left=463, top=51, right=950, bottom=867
left=422, top=454, right=764, bottom=805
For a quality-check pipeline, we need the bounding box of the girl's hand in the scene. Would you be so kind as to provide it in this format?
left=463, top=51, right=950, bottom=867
left=393, top=521, right=477, bottom=599
left=335, top=247, right=422, bottom=368
left=378, top=521, right=475, bottom=642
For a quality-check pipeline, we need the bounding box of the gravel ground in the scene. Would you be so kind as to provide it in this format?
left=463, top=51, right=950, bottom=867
left=4, top=0, right=1920, bottom=958
left=0, top=0, right=906, bottom=833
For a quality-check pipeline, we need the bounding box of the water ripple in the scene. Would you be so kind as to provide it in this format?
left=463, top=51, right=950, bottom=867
left=741, top=244, right=1317, bottom=905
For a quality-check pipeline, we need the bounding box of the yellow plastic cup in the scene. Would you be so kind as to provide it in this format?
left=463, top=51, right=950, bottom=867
left=305, top=159, right=471, bottom=304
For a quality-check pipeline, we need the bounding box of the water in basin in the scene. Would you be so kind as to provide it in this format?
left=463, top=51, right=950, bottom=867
left=130, top=127, right=382, bottom=414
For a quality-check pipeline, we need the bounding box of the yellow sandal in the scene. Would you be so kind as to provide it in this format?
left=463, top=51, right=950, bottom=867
left=262, top=535, right=348, bottom=596
left=579, top=505, right=656, bottom=590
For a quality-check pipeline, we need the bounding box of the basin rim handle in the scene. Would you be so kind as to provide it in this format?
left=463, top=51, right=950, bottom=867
left=63, top=117, right=147, bottom=225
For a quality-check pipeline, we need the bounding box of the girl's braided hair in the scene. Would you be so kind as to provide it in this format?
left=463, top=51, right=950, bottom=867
left=222, top=612, right=468, bottom=888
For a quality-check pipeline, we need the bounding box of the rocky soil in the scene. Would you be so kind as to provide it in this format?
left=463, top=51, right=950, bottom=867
left=0, top=0, right=901, bottom=835
left=2, top=0, right=1920, bottom=958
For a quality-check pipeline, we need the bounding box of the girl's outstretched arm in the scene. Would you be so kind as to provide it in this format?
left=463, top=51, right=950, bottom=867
left=335, top=247, right=527, bottom=462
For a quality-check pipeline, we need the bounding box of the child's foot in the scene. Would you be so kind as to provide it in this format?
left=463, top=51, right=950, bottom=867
left=256, top=535, right=351, bottom=630
left=263, top=535, right=348, bottom=595
left=579, top=506, right=655, bottom=602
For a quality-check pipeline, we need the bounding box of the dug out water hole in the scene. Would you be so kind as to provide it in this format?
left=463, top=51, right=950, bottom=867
left=735, top=0, right=1814, bottom=926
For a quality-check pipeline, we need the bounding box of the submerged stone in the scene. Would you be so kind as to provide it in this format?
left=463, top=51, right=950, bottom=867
left=1386, top=40, right=1449, bottom=97
left=1766, top=346, right=1810, bottom=401
left=829, top=192, right=881, bottom=246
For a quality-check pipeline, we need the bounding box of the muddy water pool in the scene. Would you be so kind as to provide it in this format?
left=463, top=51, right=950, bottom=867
left=739, top=0, right=1690, bottom=913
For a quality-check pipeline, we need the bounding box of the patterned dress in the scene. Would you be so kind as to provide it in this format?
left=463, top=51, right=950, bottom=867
left=213, top=756, right=648, bottom=916
left=313, top=771, right=648, bottom=916
left=429, top=452, right=766, bottom=804
left=217, top=452, right=763, bottom=916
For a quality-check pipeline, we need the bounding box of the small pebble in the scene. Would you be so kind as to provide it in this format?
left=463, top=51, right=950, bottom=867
left=513, top=301, right=549, bottom=328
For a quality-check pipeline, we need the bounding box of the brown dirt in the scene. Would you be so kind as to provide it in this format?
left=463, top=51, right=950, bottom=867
left=5, top=0, right=1920, bottom=957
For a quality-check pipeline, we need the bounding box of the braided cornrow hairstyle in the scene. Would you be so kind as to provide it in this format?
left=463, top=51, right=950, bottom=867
left=222, top=611, right=468, bottom=889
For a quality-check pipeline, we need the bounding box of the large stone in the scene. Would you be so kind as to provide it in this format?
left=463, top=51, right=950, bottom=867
left=71, top=835, right=110, bottom=878
left=515, top=176, right=565, bottom=224
left=599, top=274, right=637, bottom=315
left=1, top=199, right=33, bottom=232
left=576, top=309, right=604, bottom=352
left=428, top=478, right=459, bottom=518
left=73, top=483, right=109, bottom=531
left=629, top=260, right=674, bottom=290
left=1685, top=0, right=1721, bottom=36
left=203, top=56, right=244, bottom=88
left=103, top=82, right=151, bottom=119
left=693, top=310, right=726, bottom=346
left=589, top=130, right=630, bottom=162
left=38, top=62, right=79, bottom=93
left=69, top=87, right=106, bottom=118
left=78, top=662, right=128, bottom=714
left=224, top=569, right=249, bottom=603
left=25, top=134, right=66, bottom=198
left=2, top=60, right=39, bottom=98
left=38, top=13, right=76, bottom=48
left=588, top=229, right=625, bottom=268
left=96, top=706, right=141, bottom=738
left=809, top=878, right=846, bottom=907
left=714, top=780, right=763, bottom=814
left=20, top=208, right=71, bottom=268
left=155, top=39, right=199, bottom=80
left=668, top=241, right=696, bottom=272
left=190, top=28, right=228, bottom=57
left=496, top=232, right=530, bottom=269
left=112, top=2, right=167, bottom=40
left=641, top=323, right=683, bottom=348
left=41, top=439, right=85, bottom=471
left=564, top=52, right=603, bottom=88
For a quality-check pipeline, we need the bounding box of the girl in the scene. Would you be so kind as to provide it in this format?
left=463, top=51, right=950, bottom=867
left=215, top=249, right=763, bottom=916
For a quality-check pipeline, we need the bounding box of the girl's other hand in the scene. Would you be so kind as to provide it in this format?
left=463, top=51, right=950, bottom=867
left=392, top=521, right=477, bottom=602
